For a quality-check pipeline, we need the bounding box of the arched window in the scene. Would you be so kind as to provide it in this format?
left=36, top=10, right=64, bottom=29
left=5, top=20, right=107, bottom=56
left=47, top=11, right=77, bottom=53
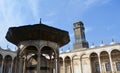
left=116, top=62, right=120, bottom=71
left=95, top=63, right=100, bottom=72
left=105, top=63, right=111, bottom=71
left=100, top=51, right=111, bottom=72
left=65, top=56, right=71, bottom=73
left=90, top=53, right=100, bottom=73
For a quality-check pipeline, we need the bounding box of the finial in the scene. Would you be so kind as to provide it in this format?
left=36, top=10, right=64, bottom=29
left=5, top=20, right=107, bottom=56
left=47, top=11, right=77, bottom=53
left=101, top=41, right=104, bottom=44
left=40, top=18, right=42, bottom=24
left=110, top=38, right=116, bottom=45
left=112, top=38, right=114, bottom=42
left=92, top=43, right=94, bottom=46
left=90, top=43, right=96, bottom=48
left=100, top=41, right=105, bottom=46
left=7, top=45, right=10, bottom=50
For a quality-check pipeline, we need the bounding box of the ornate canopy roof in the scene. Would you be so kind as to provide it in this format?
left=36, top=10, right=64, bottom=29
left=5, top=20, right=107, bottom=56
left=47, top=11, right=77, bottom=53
left=5, top=23, right=70, bottom=47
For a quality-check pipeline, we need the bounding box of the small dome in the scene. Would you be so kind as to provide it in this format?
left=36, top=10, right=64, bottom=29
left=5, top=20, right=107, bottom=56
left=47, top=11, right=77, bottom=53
left=110, top=39, right=116, bottom=45
left=90, top=43, right=96, bottom=48
left=66, top=50, right=70, bottom=52
left=90, top=45, right=96, bottom=48
left=100, top=44, right=105, bottom=46
left=60, top=50, right=63, bottom=53
left=100, top=41, right=105, bottom=46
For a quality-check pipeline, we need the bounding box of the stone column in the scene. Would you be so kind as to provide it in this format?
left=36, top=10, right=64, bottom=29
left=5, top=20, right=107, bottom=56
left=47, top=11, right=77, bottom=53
left=71, top=60, right=73, bottom=73
left=37, top=53, right=41, bottom=73
left=23, top=55, right=27, bottom=73
left=63, top=59, right=65, bottom=73
left=88, top=58, right=92, bottom=73
left=14, top=58, right=17, bottom=73
left=0, top=60, right=4, bottom=73
left=10, top=60, right=14, bottom=73
left=55, top=54, right=59, bottom=73
left=109, top=53, right=114, bottom=73
left=18, top=55, right=24, bottom=73
left=49, top=56, right=52, bottom=73
left=78, top=58, right=82, bottom=73
left=98, top=55, right=102, bottom=73
left=79, top=59, right=82, bottom=73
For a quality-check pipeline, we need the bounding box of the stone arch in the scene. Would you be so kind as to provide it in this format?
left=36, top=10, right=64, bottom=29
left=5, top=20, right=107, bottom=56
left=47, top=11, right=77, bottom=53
left=90, top=52, right=100, bottom=73
left=59, top=57, right=63, bottom=73
left=27, top=54, right=38, bottom=73
left=20, top=45, right=39, bottom=55
left=17, top=41, right=60, bottom=73
left=72, top=55, right=80, bottom=73
left=3, top=55, right=12, bottom=73
left=80, top=53, right=87, bottom=60
left=111, top=49, right=120, bottom=54
left=12, top=57, right=17, bottom=73
left=111, top=49, right=120, bottom=72
left=100, top=51, right=111, bottom=72
left=24, top=46, right=38, bottom=54
left=64, top=56, right=71, bottom=73
left=21, top=45, right=39, bottom=73
left=40, top=46, right=56, bottom=73
left=39, top=41, right=58, bottom=55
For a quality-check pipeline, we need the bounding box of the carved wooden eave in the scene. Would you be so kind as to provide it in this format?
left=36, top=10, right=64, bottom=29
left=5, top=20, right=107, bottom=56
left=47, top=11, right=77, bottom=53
left=6, top=23, right=70, bottom=47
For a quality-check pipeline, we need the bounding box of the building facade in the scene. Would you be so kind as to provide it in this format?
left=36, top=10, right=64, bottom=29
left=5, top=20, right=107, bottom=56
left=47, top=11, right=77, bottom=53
left=0, top=21, right=120, bottom=73
left=59, top=21, right=120, bottom=73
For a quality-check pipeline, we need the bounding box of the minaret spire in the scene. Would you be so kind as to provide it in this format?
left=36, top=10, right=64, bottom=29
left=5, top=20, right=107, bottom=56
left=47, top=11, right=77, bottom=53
left=73, top=21, right=89, bottom=49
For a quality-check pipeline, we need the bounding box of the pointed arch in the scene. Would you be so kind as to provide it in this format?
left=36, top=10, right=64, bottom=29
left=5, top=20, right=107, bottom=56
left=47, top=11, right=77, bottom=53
left=40, top=46, right=55, bottom=73
left=90, top=52, right=100, bottom=73
left=59, top=57, right=63, bottom=73
left=100, top=51, right=111, bottom=72
left=22, top=46, right=38, bottom=73
left=111, top=49, right=120, bottom=72
left=64, top=56, right=71, bottom=73
left=3, top=55, right=12, bottom=73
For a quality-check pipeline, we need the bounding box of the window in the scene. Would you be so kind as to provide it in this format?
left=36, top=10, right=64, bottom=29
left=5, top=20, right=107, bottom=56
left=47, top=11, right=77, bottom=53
left=116, top=62, right=120, bottom=71
left=105, top=63, right=111, bottom=71
left=96, top=63, right=100, bottom=72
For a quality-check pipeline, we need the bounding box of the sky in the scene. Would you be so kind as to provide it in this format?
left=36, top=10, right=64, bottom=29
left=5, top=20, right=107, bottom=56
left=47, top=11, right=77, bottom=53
left=0, top=0, right=120, bottom=51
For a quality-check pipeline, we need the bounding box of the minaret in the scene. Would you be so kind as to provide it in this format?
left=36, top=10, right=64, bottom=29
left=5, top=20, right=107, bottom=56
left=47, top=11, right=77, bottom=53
left=73, top=21, right=89, bottom=49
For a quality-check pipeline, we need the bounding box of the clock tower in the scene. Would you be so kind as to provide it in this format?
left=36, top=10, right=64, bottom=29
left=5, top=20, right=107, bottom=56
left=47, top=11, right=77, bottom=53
left=73, top=21, right=89, bottom=49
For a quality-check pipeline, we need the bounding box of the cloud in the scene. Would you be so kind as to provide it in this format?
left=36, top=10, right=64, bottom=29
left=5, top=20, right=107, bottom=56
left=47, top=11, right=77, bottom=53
left=84, top=0, right=111, bottom=7
left=61, top=0, right=111, bottom=19
left=85, top=27, right=93, bottom=33
left=0, top=0, right=112, bottom=49
left=27, top=0, right=40, bottom=20
left=0, top=0, right=41, bottom=48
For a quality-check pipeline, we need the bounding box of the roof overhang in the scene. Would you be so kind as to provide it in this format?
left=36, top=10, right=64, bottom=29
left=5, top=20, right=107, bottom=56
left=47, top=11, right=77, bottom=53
left=6, top=24, right=70, bottom=47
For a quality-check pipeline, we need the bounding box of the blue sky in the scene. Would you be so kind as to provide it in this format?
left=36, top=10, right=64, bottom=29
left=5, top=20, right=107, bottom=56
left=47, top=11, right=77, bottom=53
left=0, top=0, right=120, bottom=51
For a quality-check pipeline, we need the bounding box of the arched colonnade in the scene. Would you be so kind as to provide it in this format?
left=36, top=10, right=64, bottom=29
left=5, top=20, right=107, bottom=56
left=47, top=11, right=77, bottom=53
left=59, top=48, right=120, bottom=73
